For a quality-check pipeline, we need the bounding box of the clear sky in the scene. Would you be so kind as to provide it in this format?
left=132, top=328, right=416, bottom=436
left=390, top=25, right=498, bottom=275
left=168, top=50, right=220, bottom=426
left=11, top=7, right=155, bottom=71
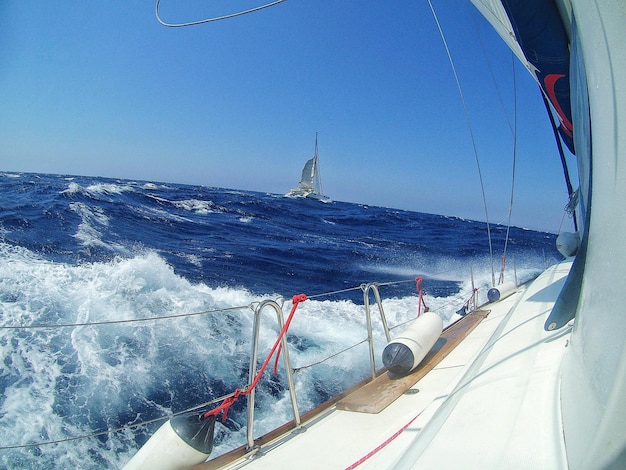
left=0, top=1, right=577, bottom=232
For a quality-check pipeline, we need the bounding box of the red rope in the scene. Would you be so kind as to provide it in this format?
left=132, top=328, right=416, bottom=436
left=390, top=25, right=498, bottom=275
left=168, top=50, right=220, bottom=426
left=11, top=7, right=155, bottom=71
left=415, top=277, right=429, bottom=317
left=461, top=287, right=479, bottom=314
left=273, top=343, right=283, bottom=375
left=345, top=411, right=422, bottom=469
left=203, top=293, right=307, bottom=422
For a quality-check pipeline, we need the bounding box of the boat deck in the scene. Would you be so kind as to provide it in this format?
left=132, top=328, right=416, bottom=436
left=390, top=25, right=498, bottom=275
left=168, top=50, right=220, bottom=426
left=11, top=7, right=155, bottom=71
left=200, top=260, right=573, bottom=469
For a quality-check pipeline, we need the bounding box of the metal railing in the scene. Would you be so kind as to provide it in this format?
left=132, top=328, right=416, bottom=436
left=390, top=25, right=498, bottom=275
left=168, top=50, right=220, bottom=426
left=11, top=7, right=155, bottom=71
left=361, top=283, right=393, bottom=379
left=246, top=300, right=301, bottom=451
left=243, top=285, right=395, bottom=451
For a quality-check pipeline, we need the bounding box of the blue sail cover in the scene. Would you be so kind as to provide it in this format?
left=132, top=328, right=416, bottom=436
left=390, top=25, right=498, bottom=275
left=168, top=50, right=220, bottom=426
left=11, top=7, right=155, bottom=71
left=502, top=0, right=575, bottom=154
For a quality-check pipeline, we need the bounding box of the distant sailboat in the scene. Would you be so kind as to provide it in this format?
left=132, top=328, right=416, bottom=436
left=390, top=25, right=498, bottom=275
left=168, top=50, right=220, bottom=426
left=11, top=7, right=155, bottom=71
left=285, top=133, right=331, bottom=202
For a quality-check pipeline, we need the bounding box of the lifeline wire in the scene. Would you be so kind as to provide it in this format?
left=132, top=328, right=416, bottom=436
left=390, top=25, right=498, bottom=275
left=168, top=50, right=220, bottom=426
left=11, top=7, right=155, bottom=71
left=155, top=0, right=288, bottom=27
left=0, top=304, right=252, bottom=329
left=292, top=338, right=368, bottom=373
left=1, top=279, right=455, bottom=448
left=0, top=276, right=438, bottom=330
left=0, top=283, right=397, bottom=330
left=0, top=392, right=234, bottom=450
left=427, top=0, right=495, bottom=286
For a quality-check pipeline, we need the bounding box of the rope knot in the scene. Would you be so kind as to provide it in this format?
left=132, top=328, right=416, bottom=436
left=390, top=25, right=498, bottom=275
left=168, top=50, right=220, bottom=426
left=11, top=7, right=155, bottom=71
left=415, top=277, right=428, bottom=317
left=203, top=294, right=308, bottom=425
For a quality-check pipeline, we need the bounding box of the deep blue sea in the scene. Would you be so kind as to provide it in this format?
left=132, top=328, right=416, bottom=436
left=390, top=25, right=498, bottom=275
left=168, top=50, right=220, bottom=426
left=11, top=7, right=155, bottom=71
left=0, top=172, right=559, bottom=468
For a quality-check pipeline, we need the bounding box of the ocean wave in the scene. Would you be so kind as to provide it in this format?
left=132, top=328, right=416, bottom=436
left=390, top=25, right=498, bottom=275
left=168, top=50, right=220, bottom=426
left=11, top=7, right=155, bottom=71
left=61, top=181, right=136, bottom=201
left=142, top=182, right=172, bottom=191
left=0, top=246, right=261, bottom=465
left=68, top=202, right=130, bottom=255
left=0, top=172, right=23, bottom=179
left=173, top=199, right=222, bottom=214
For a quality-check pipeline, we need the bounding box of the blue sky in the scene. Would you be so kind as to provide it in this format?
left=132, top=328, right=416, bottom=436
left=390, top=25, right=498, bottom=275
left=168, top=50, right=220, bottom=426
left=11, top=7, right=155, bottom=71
left=0, top=1, right=577, bottom=232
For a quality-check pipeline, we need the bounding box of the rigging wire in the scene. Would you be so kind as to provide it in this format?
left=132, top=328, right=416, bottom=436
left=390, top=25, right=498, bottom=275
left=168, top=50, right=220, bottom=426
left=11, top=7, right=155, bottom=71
left=471, top=6, right=519, bottom=284
left=427, top=0, right=495, bottom=286
left=500, top=53, right=518, bottom=284
left=155, top=0, right=288, bottom=27
left=471, top=9, right=515, bottom=138
left=540, top=87, right=579, bottom=232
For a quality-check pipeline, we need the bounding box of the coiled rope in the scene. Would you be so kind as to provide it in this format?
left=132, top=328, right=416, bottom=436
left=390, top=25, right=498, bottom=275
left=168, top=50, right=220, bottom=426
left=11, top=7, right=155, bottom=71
left=155, top=0, right=288, bottom=27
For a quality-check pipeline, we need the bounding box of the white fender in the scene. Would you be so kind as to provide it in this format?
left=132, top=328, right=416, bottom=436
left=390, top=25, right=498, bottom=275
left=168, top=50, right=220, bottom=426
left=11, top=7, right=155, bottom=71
left=487, top=281, right=517, bottom=303
left=124, top=414, right=214, bottom=470
left=382, top=311, right=443, bottom=375
left=556, top=231, right=580, bottom=257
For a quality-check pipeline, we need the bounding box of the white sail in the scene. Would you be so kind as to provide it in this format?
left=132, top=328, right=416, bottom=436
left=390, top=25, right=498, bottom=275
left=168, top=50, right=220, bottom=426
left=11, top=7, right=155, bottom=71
left=298, top=157, right=316, bottom=190
left=468, top=2, right=626, bottom=468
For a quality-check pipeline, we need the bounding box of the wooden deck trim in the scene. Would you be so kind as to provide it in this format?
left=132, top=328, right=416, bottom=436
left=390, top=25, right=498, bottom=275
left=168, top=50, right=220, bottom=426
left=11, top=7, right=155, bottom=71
left=335, top=310, right=490, bottom=413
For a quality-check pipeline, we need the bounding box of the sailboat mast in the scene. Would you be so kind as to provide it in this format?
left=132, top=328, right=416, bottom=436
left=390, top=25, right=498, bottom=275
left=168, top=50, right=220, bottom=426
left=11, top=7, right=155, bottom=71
left=313, top=132, right=324, bottom=194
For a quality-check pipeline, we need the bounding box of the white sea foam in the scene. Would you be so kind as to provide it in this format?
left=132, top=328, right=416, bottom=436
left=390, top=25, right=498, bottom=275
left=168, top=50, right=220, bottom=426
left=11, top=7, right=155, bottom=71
left=62, top=181, right=83, bottom=195
left=174, top=199, right=220, bottom=214
left=361, top=250, right=548, bottom=287
left=176, top=252, right=203, bottom=268
left=0, top=245, right=259, bottom=465
left=85, top=182, right=135, bottom=195
left=69, top=202, right=129, bottom=254
left=142, top=182, right=172, bottom=191
left=62, top=181, right=135, bottom=198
